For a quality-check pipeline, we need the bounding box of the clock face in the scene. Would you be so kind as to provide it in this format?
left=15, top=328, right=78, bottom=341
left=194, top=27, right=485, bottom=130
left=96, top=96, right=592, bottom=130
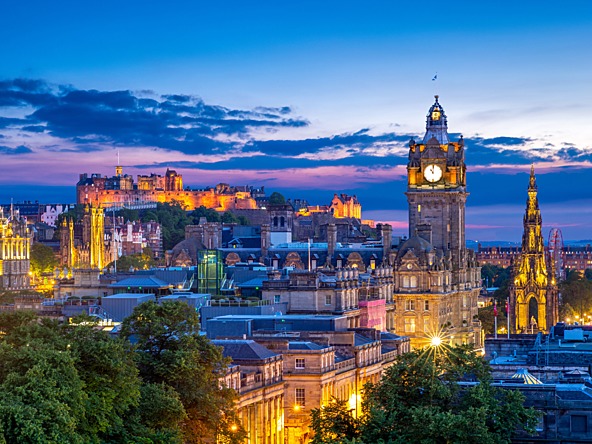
left=424, top=164, right=443, bottom=183
left=432, top=110, right=441, bottom=120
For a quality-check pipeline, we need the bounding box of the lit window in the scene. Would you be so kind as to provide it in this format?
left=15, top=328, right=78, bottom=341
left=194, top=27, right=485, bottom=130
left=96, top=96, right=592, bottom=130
left=295, top=358, right=305, bottom=369
left=423, top=317, right=431, bottom=332
left=404, top=317, right=416, bottom=333
left=295, top=388, right=306, bottom=407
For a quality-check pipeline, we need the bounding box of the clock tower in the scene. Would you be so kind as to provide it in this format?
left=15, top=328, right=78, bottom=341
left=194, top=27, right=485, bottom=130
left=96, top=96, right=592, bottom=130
left=406, top=95, right=467, bottom=283
left=391, top=96, right=481, bottom=349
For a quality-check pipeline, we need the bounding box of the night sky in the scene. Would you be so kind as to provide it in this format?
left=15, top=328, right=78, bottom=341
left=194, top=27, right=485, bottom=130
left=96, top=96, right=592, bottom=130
left=1, top=1, right=591, bottom=242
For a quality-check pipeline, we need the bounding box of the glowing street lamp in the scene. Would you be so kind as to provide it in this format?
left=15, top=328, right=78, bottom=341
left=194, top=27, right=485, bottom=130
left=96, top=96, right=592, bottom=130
left=430, top=336, right=442, bottom=347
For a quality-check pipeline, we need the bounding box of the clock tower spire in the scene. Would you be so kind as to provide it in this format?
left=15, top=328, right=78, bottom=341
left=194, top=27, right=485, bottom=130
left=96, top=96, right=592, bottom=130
left=406, top=96, right=467, bottom=279
left=392, top=97, right=481, bottom=349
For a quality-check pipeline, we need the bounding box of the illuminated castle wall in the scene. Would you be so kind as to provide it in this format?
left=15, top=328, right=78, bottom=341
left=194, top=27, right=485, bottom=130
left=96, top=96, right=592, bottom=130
left=0, top=209, right=31, bottom=290
left=77, top=167, right=260, bottom=211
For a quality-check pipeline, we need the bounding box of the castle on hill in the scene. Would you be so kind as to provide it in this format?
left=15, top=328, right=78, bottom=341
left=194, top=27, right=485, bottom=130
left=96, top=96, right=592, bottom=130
left=76, top=167, right=264, bottom=211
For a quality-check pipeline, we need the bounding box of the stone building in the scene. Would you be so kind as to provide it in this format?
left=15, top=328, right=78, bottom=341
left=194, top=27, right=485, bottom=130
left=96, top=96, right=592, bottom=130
left=214, top=339, right=285, bottom=444
left=0, top=208, right=31, bottom=290
left=509, top=167, right=558, bottom=333
left=393, top=96, right=481, bottom=349
left=104, top=218, right=163, bottom=264
left=261, top=266, right=395, bottom=331
left=59, top=205, right=105, bottom=270
left=210, top=326, right=408, bottom=444
left=329, top=194, right=362, bottom=219
left=77, top=166, right=260, bottom=211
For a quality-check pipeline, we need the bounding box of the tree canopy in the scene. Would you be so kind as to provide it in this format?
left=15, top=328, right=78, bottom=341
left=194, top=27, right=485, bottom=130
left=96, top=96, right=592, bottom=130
left=121, top=301, right=244, bottom=443
left=30, top=243, right=59, bottom=277
left=311, top=345, right=539, bottom=444
left=0, top=312, right=184, bottom=443
left=269, top=192, right=286, bottom=205
left=559, top=270, right=592, bottom=321
left=0, top=302, right=243, bottom=443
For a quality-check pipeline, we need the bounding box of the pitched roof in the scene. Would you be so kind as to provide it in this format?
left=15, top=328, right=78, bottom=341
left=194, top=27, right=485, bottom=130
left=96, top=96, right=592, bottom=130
left=109, top=276, right=171, bottom=288
left=212, top=339, right=279, bottom=360
left=288, top=341, right=326, bottom=350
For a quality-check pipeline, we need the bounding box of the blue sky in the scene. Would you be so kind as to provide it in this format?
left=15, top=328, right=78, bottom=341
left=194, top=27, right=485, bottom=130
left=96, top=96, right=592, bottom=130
left=1, top=1, right=592, bottom=241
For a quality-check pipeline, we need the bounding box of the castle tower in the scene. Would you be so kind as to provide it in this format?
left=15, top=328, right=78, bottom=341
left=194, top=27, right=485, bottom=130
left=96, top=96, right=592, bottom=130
left=509, top=166, right=558, bottom=333
left=392, top=96, right=481, bottom=349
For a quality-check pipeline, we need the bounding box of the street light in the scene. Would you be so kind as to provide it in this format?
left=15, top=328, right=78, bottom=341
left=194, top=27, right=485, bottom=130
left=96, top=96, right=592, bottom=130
left=430, top=336, right=442, bottom=347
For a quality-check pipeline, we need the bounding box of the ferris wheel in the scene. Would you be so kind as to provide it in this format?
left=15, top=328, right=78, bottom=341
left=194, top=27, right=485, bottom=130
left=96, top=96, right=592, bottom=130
left=547, top=228, right=564, bottom=280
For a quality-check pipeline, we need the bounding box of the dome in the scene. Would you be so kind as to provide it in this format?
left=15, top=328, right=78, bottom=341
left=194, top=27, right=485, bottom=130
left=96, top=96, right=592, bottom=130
left=397, top=234, right=434, bottom=257
left=170, top=237, right=205, bottom=266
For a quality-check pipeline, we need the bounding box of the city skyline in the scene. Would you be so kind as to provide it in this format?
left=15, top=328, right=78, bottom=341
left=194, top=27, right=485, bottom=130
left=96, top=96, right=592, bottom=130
left=2, top=1, right=592, bottom=241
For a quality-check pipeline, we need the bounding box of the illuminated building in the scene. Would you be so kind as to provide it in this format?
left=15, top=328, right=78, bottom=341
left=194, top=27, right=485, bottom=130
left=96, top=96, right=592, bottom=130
left=0, top=208, right=31, bottom=290
left=329, top=193, right=361, bottom=219
left=392, top=96, right=482, bottom=349
left=215, top=340, right=284, bottom=444
left=59, top=205, right=105, bottom=269
left=509, top=166, right=558, bottom=333
left=77, top=166, right=260, bottom=211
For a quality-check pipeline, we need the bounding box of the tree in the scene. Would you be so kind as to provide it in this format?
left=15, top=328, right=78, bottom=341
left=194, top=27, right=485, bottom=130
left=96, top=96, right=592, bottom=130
left=107, top=247, right=155, bottom=271
left=560, top=271, right=592, bottom=320
left=309, top=345, right=539, bottom=444
left=120, top=301, right=243, bottom=443
left=360, top=345, right=539, bottom=444
left=0, top=313, right=184, bottom=443
left=30, top=243, right=58, bottom=277
left=190, top=206, right=221, bottom=224
left=269, top=192, right=286, bottom=205
left=310, top=397, right=360, bottom=444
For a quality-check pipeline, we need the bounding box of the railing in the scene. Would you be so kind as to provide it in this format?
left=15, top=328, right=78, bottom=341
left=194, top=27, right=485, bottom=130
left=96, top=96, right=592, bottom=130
left=207, top=299, right=270, bottom=307
left=334, top=358, right=356, bottom=372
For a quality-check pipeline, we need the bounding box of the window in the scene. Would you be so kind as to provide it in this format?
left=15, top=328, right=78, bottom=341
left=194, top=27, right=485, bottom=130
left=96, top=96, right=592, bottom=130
left=404, top=317, right=416, bottom=333
left=410, top=276, right=418, bottom=288
left=403, top=276, right=410, bottom=288
left=424, top=300, right=430, bottom=311
left=325, top=294, right=332, bottom=305
left=295, top=358, right=305, bottom=369
left=274, top=295, right=281, bottom=303
left=295, top=388, right=306, bottom=407
left=423, top=317, right=431, bottom=333
left=571, top=415, right=588, bottom=433
left=405, top=300, right=415, bottom=311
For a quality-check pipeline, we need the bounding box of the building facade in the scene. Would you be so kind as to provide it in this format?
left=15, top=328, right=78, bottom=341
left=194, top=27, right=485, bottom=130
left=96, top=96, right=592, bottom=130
left=0, top=208, right=31, bottom=290
left=509, top=167, right=558, bottom=333
left=392, top=96, right=481, bottom=348
left=77, top=167, right=260, bottom=211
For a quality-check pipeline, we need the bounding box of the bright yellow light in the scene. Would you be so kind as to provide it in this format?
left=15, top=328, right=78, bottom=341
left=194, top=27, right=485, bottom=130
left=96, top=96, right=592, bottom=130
left=293, top=404, right=301, bottom=412
left=430, top=336, right=442, bottom=347
left=230, top=424, right=238, bottom=432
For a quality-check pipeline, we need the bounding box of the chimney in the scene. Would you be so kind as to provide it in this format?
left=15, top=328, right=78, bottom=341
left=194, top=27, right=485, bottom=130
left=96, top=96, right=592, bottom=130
left=327, top=223, right=337, bottom=263
left=261, top=223, right=271, bottom=260
left=380, top=223, right=392, bottom=262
